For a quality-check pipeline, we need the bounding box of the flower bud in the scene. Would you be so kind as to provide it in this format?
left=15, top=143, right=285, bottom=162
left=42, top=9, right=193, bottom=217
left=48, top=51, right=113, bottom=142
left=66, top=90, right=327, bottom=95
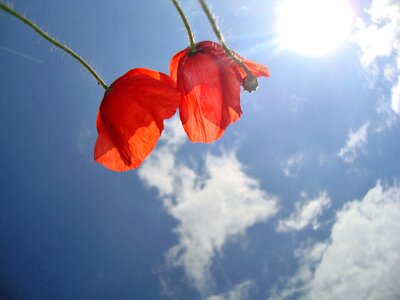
left=242, top=75, right=259, bottom=92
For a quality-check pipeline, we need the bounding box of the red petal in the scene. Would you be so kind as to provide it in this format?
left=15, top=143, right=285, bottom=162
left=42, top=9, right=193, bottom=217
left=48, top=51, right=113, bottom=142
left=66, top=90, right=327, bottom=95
left=94, top=68, right=181, bottom=172
left=208, top=42, right=270, bottom=80
left=175, top=42, right=242, bottom=143
left=241, top=59, right=270, bottom=78
left=234, top=55, right=270, bottom=80
left=170, top=47, right=188, bottom=83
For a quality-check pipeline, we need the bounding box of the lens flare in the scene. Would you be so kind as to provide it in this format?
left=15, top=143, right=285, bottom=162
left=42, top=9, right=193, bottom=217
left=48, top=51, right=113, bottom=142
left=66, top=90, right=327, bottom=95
left=277, top=0, right=354, bottom=56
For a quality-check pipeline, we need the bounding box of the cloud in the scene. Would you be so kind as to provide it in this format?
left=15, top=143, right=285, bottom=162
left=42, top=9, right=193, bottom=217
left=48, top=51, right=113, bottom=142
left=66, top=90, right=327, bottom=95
left=137, top=117, right=186, bottom=196
left=391, top=75, right=400, bottom=113
left=77, top=128, right=93, bottom=154
left=338, top=122, right=370, bottom=163
left=353, top=0, right=399, bottom=67
left=281, top=153, right=303, bottom=177
left=270, top=181, right=400, bottom=300
left=269, top=242, right=328, bottom=300
left=374, top=97, right=398, bottom=132
left=138, top=118, right=279, bottom=293
left=207, top=280, right=257, bottom=300
left=277, top=192, right=330, bottom=232
left=353, top=0, right=400, bottom=114
left=0, top=45, right=43, bottom=63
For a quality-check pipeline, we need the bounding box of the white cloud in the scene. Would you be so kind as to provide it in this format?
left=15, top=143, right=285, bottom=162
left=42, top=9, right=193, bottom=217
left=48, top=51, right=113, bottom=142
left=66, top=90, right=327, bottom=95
left=277, top=192, right=330, bottom=232
left=391, top=75, right=400, bottom=113
left=77, top=128, right=93, bottom=154
left=353, top=0, right=400, bottom=114
left=374, top=97, right=398, bottom=132
left=384, top=64, right=396, bottom=82
left=338, top=122, right=370, bottom=163
left=137, top=117, right=186, bottom=196
left=138, top=117, right=279, bottom=292
left=353, top=0, right=400, bottom=67
left=281, top=153, right=303, bottom=177
left=270, top=181, right=400, bottom=300
left=207, top=280, right=257, bottom=300
left=269, top=242, right=328, bottom=300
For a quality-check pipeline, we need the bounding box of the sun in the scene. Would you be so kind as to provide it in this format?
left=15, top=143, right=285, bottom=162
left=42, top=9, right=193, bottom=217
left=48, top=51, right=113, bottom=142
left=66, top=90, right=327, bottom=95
left=277, top=0, right=354, bottom=56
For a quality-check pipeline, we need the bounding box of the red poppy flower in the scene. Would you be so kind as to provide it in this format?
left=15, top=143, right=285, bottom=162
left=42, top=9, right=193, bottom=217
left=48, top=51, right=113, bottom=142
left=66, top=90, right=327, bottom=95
left=170, top=41, right=270, bottom=143
left=94, top=68, right=181, bottom=172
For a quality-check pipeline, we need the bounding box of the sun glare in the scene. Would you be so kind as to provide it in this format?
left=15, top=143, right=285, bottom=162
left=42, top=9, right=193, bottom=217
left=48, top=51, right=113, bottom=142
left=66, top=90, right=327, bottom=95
left=277, top=0, right=354, bottom=56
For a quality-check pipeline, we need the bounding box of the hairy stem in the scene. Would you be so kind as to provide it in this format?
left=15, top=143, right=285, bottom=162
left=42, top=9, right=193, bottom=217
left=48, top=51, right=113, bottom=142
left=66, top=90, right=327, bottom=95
left=0, top=2, right=108, bottom=90
left=198, top=0, right=253, bottom=77
left=171, top=0, right=196, bottom=53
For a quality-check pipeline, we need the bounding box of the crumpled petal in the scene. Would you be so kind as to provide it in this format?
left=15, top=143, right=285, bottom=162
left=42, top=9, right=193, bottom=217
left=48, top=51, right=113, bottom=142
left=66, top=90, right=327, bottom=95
left=94, top=68, right=181, bottom=172
left=230, top=50, right=270, bottom=80
left=170, top=41, right=269, bottom=143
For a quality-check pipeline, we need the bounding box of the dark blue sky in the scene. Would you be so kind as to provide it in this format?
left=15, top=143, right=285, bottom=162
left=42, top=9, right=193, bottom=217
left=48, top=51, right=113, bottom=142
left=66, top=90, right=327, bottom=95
left=1, top=1, right=399, bottom=299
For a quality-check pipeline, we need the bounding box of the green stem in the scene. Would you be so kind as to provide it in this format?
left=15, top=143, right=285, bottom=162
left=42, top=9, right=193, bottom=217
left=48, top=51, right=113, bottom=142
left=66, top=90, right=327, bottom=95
left=0, top=2, right=108, bottom=90
left=198, top=0, right=253, bottom=77
left=171, top=0, right=196, bottom=53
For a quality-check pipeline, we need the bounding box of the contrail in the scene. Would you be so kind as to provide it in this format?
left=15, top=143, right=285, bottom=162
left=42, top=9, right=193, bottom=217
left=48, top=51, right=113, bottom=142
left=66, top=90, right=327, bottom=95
left=0, top=45, right=43, bottom=63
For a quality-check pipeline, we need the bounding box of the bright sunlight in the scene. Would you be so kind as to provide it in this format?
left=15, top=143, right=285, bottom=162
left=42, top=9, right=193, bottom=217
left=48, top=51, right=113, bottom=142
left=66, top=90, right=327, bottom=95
left=277, top=0, right=354, bottom=56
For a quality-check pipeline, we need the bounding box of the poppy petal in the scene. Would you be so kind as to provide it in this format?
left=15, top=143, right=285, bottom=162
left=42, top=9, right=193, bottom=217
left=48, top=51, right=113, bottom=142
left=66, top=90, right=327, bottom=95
left=94, top=68, right=181, bottom=172
left=194, top=41, right=270, bottom=79
left=227, top=49, right=270, bottom=80
left=240, top=59, right=270, bottom=78
left=176, top=44, right=242, bottom=143
left=170, top=47, right=188, bottom=83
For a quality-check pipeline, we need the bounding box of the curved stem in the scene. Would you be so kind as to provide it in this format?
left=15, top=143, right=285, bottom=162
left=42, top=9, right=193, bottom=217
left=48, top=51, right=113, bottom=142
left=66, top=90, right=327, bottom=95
left=198, top=0, right=253, bottom=77
left=0, top=2, right=108, bottom=90
left=171, top=0, right=196, bottom=53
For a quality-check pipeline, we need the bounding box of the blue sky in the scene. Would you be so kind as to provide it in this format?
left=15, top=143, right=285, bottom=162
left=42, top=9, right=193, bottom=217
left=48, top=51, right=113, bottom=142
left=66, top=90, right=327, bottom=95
left=1, top=0, right=399, bottom=299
